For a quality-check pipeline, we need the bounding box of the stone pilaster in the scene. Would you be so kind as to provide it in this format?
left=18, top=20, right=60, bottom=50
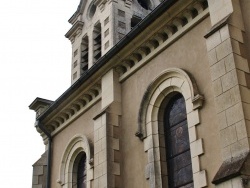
left=32, top=152, right=47, bottom=188
left=101, top=69, right=121, bottom=109
left=206, top=0, right=250, bottom=185
left=93, top=68, right=122, bottom=188
left=93, top=104, right=122, bottom=188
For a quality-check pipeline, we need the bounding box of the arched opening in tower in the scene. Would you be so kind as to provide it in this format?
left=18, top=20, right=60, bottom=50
left=137, top=0, right=152, bottom=10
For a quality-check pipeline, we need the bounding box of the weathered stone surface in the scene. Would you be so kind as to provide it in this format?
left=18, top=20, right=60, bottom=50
left=213, top=152, right=249, bottom=185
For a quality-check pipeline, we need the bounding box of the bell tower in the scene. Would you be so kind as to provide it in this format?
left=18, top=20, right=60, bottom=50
left=65, top=0, right=161, bottom=84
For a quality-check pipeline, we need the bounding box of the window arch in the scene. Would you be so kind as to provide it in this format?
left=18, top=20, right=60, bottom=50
left=164, top=94, right=193, bottom=187
left=137, top=68, right=206, bottom=188
left=58, top=135, right=93, bottom=188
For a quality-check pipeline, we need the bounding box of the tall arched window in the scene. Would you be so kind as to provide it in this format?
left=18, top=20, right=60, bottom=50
left=164, top=94, right=193, bottom=188
left=73, top=152, right=87, bottom=188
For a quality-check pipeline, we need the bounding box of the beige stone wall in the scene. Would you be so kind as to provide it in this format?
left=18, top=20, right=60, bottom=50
left=241, top=0, right=250, bottom=65
left=120, top=17, right=221, bottom=187
left=32, top=152, right=47, bottom=188
left=33, top=1, right=250, bottom=187
left=50, top=101, right=101, bottom=188
left=48, top=16, right=220, bottom=188
left=206, top=0, right=250, bottom=186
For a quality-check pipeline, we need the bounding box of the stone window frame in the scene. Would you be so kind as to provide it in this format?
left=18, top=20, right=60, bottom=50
left=58, top=135, right=94, bottom=188
left=137, top=68, right=207, bottom=188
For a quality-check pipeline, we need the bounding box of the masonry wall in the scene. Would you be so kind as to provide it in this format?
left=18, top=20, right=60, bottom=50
left=120, top=16, right=221, bottom=187
left=50, top=101, right=101, bottom=188
left=31, top=0, right=250, bottom=187
left=241, top=0, right=250, bottom=64
left=48, top=15, right=223, bottom=188
left=32, top=152, right=47, bottom=188
left=200, top=0, right=250, bottom=186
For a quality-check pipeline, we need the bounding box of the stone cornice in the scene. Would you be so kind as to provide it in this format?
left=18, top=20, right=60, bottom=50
left=116, top=0, right=209, bottom=82
left=37, top=0, right=209, bottom=140
left=38, top=83, right=102, bottom=140
left=68, top=0, right=86, bottom=24
left=65, top=21, right=84, bottom=42
left=29, top=98, right=54, bottom=118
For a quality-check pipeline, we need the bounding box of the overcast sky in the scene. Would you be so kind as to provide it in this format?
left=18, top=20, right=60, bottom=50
left=0, top=0, right=79, bottom=187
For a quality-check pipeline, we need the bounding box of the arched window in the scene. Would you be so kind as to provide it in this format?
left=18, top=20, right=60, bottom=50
left=72, top=152, right=87, bottom=188
left=137, top=0, right=153, bottom=10
left=164, top=94, right=193, bottom=188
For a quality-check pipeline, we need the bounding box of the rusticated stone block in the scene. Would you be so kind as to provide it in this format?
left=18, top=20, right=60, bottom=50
left=220, top=125, right=237, bottom=147
left=193, top=170, right=207, bottom=188
left=215, top=91, right=232, bottom=113
left=226, top=103, right=244, bottom=126
left=221, top=70, right=237, bottom=92
left=190, top=139, right=203, bottom=158
left=217, top=111, right=228, bottom=130
left=210, top=59, right=226, bottom=81
left=206, top=30, right=222, bottom=51
left=33, top=166, right=43, bottom=176
left=216, top=38, right=233, bottom=61
left=213, top=78, right=223, bottom=97
left=208, top=48, right=218, bottom=66
left=187, top=109, right=200, bottom=128
left=235, top=120, right=247, bottom=140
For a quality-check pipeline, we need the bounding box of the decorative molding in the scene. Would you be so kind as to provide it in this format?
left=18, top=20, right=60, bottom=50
left=58, top=134, right=94, bottom=188
left=204, top=15, right=230, bottom=39
left=137, top=68, right=207, bottom=187
left=38, top=84, right=101, bottom=140
left=192, top=94, right=204, bottom=110
left=137, top=68, right=203, bottom=139
left=115, top=0, right=209, bottom=82
left=29, top=98, right=54, bottom=118
left=68, top=0, right=87, bottom=24
left=65, top=21, right=84, bottom=42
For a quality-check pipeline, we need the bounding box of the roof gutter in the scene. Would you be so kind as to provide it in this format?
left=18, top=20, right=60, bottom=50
left=37, top=0, right=178, bottom=122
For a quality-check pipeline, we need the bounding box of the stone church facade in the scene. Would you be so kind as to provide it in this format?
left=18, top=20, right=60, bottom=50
left=29, top=0, right=250, bottom=187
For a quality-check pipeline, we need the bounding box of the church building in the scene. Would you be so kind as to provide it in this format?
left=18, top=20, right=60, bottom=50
left=29, top=0, right=250, bottom=187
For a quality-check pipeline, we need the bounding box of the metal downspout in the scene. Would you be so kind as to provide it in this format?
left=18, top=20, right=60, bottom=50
left=35, top=121, right=52, bottom=188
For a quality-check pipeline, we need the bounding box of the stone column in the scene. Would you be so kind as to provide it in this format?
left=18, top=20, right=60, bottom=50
left=206, top=0, right=250, bottom=186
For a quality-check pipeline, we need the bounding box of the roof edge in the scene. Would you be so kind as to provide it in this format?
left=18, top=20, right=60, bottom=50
left=37, top=0, right=178, bottom=122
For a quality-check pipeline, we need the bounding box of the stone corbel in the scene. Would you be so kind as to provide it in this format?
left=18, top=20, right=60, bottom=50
left=192, top=94, right=204, bottom=110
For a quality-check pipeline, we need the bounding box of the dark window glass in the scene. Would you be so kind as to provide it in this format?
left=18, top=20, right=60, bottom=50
left=164, top=94, right=193, bottom=188
left=137, top=0, right=151, bottom=10
left=77, top=153, right=87, bottom=188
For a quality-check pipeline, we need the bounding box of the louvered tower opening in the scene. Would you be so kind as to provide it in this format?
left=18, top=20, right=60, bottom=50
left=137, top=0, right=152, bottom=10
left=93, top=23, right=102, bottom=63
left=131, top=15, right=142, bottom=30
left=81, top=36, right=89, bottom=74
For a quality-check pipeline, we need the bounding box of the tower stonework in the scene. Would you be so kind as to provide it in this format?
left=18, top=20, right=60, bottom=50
left=65, top=0, right=161, bottom=84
